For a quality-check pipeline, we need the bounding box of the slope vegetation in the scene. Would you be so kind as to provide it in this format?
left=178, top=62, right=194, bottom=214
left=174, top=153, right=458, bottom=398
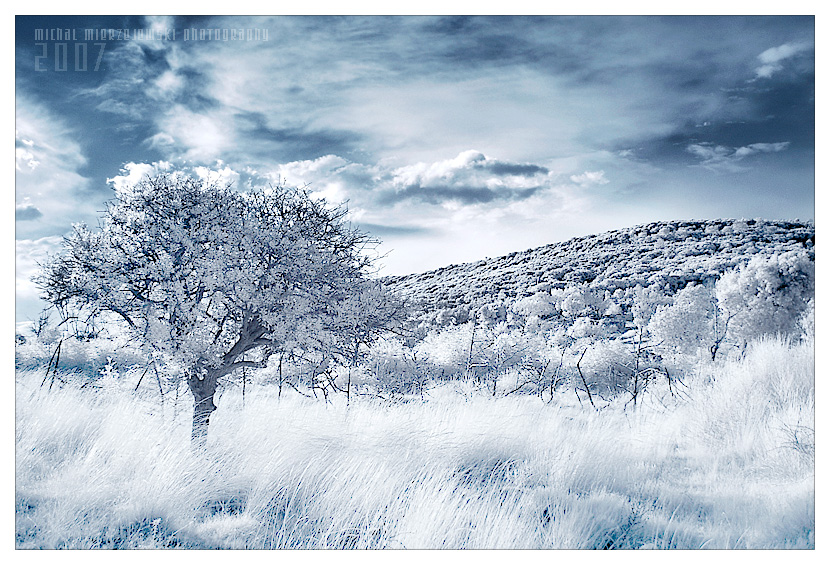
left=385, top=219, right=814, bottom=314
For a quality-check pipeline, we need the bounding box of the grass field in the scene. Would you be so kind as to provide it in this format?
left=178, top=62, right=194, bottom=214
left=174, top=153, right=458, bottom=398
left=15, top=336, right=814, bottom=549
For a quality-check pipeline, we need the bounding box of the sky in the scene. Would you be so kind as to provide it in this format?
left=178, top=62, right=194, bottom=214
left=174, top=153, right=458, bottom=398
left=14, top=15, right=815, bottom=323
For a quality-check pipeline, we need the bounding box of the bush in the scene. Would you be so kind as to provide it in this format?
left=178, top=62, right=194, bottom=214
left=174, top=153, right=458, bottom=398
left=716, top=250, right=814, bottom=348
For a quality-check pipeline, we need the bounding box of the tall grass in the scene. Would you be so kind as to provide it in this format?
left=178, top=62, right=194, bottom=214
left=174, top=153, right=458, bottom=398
left=15, top=336, right=814, bottom=549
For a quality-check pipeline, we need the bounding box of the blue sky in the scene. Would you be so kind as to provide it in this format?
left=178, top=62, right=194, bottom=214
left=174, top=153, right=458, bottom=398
left=15, top=15, right=815, bottom=323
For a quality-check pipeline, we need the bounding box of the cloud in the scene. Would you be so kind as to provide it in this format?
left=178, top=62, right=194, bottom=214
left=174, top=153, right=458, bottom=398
left=393, top=150, right=549, bottom=184
left=260, top=150, right=554, bottom=208
left=755, top=42, right=812, bottom=78
left=386, top=150, right=550, bottom=205
left=107, top=161, right=246, bottom=196
left=107, top=161, right=173, bottom=194
left=733, top=142, right=791, bottom=158
left=234, top=111, right=364, bottom=164
left=148, top=70, right=185, bottom=100
left=13, top=16, right=814, bottom=285
left=146, top=132, right=176, bottom=149
left=231, top=149, right=593, bottom=274
left=193, top=163, right=241, bottom=188
left=16, top=236, right=65, bottom=318
left=14, top=96, right=93, bottom=239
left=155, top=105, right=235, bottom=162
left=483, top=161, right=549, bottom=176
left=96, top=99, right=144, bottom=119
left=15, top=147, right=39, bottom=171
left=687, top=141, right=790, bottom=172
left=276, top=155, right=351, bottom=185
left=134, top=15, right=177, bottom=51
left=570, top=170, right=610, bottom=187
left=382, top=184, right=543, bottom=206
left=268, top=155, right=359, bottom=202
left=63, top=15, right=813, bottom=193
left=357, top=223, right=435, bottom=238
left=16, top=201, right=44, bottom=221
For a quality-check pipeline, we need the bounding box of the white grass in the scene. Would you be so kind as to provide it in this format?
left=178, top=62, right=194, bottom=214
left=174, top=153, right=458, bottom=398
left=15, top=336, right=814, bottom=549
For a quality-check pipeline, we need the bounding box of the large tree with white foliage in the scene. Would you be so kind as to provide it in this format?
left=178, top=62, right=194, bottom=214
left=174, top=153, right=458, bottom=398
left=37, top=174, right=399, bottom=445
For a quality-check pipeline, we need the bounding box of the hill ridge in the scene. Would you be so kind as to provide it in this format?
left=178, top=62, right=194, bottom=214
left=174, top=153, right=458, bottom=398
left=384, top=218, right=814, bottom=316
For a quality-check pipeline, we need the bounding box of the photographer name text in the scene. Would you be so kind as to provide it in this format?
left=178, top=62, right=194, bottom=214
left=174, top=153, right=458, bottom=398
left=34, top=27, right=269, bottom=42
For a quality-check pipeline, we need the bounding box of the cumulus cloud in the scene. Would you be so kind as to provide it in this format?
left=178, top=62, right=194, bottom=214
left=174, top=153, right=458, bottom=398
left=193, top=162, right=241, bottom=188
left=107, top=161, right=246, bottom=196
left=241, top=149, right=588, bottom=267
left=687, top=141, right=790, bottom=172
left=754, top=42, right=812, bottom=78
left=258, top=150, right=554, bottom=208
left=107, top=161, right=173, bottom=194
left=269, top=155, right=356, bottom=202
left=392, top=150, right=548, bottom=185
left=386, top=150, right=550, bottom=205
left=275, top=155, right=351, bottom=186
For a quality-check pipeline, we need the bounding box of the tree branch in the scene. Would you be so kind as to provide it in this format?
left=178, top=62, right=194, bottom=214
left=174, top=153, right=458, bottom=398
left=212, top=359, right=267, bottom=380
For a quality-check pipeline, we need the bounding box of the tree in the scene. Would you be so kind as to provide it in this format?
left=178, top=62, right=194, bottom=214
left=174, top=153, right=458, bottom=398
left=317, top=279, right=408, bottom=402
left=715, top=250, right=814, bottom=350
left=647, top=283, right=714, bottom=358
left=37, top=174, right=393, bottom=446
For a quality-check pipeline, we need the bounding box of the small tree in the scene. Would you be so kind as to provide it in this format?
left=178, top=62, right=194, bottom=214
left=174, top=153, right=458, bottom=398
left=647, top=283, right=714, bottom=359
left=715, top=250, right=815, bottom=351
left=37, top=174, right=393, bottom=446
left=321, top=279, right=407, bottom=402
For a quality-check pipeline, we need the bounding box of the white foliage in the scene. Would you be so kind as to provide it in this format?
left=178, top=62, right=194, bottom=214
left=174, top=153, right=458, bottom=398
left=415, top=322, right=473, bottom=377
left=34, top=173, right=401, bottom=438
left=631, top=284, right=671, bottom=329
left=511, top=292, right=556, bottom=318
left=716, top=250, right=814, bottom=346
left=648, top=283, right=714, bottom=356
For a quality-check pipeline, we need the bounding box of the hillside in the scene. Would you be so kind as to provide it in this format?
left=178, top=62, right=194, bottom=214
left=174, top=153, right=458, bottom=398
left=384, top=219, right=814, bottom=317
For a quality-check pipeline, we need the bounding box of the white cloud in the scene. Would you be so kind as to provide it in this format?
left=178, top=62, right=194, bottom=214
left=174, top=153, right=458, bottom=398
left=570, top=170, right=610, bottom=187
left=16, top=236, right=65, bottom=320
left=193, top=163, right=241, bottom=188
left=687, top=141, right=790, bottom=172
left=392, top=150, right=487, bottom=187
left=146, top=132, right=176, bottom=149
left=155, top=105, right=235, bottom=162
left=276, top=155, right=350, bottom=185
left=106, top=162, right=243, bottom=195
left=15, top=147, right=39, bottom=171
left=148, top=70, right=185, bottom=101
left=755, top=42, right=812, bottom=78
left=15, top=96, right=92, bottom=239
left=388, top=150, right=550, bottom=199
left=107, top=161, right=172, bottom=195
left=95, top=99, right=143, bottom=119
left=733, top=142, right=791, bottom=158
left=264, top=150, right=555, bottom=210
left=272, top=155, right=354, bottom=202
left=130, top=15, right=177, bottom=52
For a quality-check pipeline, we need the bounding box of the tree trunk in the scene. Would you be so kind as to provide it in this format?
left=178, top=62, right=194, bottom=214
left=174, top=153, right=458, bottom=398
left=188, top=371, right=218, bottom=449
